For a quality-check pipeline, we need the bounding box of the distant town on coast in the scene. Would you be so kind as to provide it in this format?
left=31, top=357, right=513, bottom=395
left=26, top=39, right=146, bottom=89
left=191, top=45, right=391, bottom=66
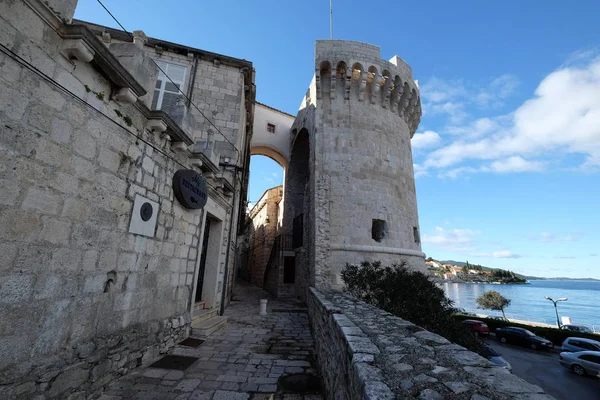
left=426, top=258, right=600, bottom=284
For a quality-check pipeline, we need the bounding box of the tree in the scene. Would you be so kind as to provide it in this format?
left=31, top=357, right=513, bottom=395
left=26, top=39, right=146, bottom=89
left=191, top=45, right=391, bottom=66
left=341, top=261, right=482, bottom=353
left=476, top=290, right=511, bottom=319
left=426, top=257, right=433, bottom=262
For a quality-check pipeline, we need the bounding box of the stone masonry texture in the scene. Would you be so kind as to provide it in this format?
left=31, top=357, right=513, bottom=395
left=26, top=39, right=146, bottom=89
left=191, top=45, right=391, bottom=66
left=284, top=40, right=426, bottom=299
left=307, top=287, right=554, bottom=400
left=0, top=1, right=250, bottom=398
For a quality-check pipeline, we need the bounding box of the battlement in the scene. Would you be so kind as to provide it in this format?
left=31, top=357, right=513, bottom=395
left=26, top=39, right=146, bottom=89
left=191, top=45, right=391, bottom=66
left=313, top=40, right=421, bottom=136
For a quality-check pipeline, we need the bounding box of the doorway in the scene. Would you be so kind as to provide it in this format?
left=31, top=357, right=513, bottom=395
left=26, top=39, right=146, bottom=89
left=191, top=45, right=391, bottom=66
left=193, top=213, right=224, bottom=309
left=195, top=217, right=212, bottom=303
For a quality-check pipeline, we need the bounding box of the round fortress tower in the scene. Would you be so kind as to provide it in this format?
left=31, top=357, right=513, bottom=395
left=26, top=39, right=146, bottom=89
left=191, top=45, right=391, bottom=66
left=284, top=40, right=425, bottom=297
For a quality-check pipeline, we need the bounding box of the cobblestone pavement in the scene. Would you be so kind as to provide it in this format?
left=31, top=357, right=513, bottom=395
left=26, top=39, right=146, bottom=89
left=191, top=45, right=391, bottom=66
left=99, top=281, right=324, bottom=400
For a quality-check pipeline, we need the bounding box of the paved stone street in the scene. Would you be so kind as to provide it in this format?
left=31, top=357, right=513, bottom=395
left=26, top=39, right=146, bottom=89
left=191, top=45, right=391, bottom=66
left=98, top=282, right=323, bottom=399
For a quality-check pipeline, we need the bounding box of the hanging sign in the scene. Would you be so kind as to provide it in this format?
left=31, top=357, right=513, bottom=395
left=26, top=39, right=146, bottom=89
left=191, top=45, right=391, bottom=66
left=172, top=169, right=208, bottom=209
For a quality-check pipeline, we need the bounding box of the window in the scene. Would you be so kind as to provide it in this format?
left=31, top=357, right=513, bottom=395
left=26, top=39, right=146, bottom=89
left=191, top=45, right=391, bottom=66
left=372, top=219, right=387, bottom=242
left=152, top=60, right=187, bottom=111
left=413, top=226, right=421, bottom=244
left=579, top=354, right=600, bottom=364
left=267, top=123, right=276, bottom=133
left=581, top=342, right=600, bottom=351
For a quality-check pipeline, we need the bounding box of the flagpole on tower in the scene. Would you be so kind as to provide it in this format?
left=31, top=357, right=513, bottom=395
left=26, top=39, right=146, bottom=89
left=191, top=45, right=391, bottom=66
left=330, top=0, right=333, bottom=39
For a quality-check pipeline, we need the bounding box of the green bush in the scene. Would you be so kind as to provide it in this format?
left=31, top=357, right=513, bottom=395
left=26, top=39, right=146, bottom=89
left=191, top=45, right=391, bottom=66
left=342, top=261, right=482, bottom=353
left=453, top=314, right=600, bottom=345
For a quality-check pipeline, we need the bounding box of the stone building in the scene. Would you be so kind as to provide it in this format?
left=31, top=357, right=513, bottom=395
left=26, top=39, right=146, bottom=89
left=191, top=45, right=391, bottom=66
left=0, top=0, right=254, bottom=397
left=239, top=186, right=283, bottom=287
left=247, top=40, right=426, bottom=300
left=1, top=0, right=427, bottom=397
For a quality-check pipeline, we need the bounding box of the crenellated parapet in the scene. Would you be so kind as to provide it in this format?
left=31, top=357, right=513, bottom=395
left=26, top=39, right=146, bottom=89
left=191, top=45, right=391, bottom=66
left=314, top=40, right=421, bottom=137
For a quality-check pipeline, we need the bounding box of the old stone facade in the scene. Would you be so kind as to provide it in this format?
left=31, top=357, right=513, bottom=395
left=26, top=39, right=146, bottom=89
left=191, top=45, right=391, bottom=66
left=0, top=0, right=254, bottom=398
left=276, top=40, right=426, bottom=299
left=240, top=185, right=283, bottom=287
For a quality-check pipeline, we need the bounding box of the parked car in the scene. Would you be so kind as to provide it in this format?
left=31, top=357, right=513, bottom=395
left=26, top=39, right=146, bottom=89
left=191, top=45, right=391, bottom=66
left=562, top=337, right=600, bottom=353
left=561, top=325, right=593, bottom=334
left=559, top=351, right=600, bottom=377
left=481, top=345, right=512, bottom=371
left=462, top=319, right=490, bottom=337
left=495, top=327, right=554, bottom=350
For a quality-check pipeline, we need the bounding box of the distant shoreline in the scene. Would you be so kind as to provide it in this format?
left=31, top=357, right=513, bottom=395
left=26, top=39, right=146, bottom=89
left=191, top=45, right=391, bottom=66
left=434, top=279, right=527, bottom=285
left=526, top=278, right=600, bottom=282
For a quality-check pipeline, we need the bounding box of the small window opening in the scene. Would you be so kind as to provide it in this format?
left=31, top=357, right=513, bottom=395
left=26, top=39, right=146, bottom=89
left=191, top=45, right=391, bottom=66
left=413, top=226, right=421, bottom=244
left=372, top=219, right=387, bottom=242
left=267, top=123, right=276, bottom=133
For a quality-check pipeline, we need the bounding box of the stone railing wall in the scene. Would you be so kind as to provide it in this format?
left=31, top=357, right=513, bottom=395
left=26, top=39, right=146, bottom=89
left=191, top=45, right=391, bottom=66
left=307, top=288, right=553, bottom=400
left=0, top=315, right=190, bottom=399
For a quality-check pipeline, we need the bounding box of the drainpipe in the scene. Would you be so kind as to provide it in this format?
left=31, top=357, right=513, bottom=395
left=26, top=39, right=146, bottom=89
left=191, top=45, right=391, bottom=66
left=186, top=53, right=199, bottom=108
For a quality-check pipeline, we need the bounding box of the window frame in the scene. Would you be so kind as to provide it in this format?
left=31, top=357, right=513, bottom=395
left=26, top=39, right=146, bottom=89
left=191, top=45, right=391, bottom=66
left=152, top=59, right=188, bottom=110
left=267, top=123, right=276, bottom=134
left=579, top=354, right=600, bottom=364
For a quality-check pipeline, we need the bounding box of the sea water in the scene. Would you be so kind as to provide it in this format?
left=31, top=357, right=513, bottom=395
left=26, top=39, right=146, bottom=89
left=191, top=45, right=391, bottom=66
left=443, top=280, right=600, bottom=330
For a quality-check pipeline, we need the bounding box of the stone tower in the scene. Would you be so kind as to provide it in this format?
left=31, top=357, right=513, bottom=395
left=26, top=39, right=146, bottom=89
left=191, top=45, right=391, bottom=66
left=284, top=40, right=425, bottom=298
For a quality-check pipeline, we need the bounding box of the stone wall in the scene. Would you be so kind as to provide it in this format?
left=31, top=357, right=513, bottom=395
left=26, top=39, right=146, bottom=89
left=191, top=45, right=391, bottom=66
left=244, top=186, right=283, bottom=287
left=307, top=288, right=553, bottom=400
left=0, top=315, right=190, bottom=399
left=0, top=1, right=227, bottom=398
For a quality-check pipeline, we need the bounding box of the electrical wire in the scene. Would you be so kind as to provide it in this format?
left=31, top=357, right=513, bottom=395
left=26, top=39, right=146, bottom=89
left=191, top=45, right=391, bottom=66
left=0, top=41, right=231, bottom=194
left=95, top=0, right=241, bottom=160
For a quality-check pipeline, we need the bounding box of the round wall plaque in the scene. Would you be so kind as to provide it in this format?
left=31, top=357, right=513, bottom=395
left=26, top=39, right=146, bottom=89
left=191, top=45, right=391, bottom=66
left=140, top=202, right=153, bottom=221
left=172, top=169, right=208, bottom=210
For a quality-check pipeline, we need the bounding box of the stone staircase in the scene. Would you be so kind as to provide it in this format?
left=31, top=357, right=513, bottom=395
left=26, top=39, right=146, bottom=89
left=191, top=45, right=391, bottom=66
left=191, top=301, right=227, bottom=336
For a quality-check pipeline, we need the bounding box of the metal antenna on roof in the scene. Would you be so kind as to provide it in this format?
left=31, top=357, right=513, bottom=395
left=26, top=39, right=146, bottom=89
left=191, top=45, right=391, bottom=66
left=330, top=0, right=333, bottom=39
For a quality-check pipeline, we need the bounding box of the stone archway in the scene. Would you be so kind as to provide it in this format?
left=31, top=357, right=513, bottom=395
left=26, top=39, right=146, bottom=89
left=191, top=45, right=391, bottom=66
left=250, top=103, right=295, bottom=169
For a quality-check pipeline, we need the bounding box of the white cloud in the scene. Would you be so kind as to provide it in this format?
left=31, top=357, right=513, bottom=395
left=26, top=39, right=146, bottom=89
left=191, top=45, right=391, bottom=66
left=419, top=55, right=600, bottom=176
left=492, top=250, right=522, bottom=259
left=412, top=130, right=442, bottom=150
left=413, top=163, right=427, bottom=178
left=428, top=102, right=468, bottom=123
left=471, top=250, right=523, bottom=258
left=436, top=166, right=480, bottom=179
left=475, top=74, right=520, bottom=108
left=539, top=232, right=575, bottom=242
left=422, top=226, right=478, bottom=252
left=554, top=256, right=576, bottom=259
left=421, top=74, right=519, bottom=124
left=488, top=156, right=545, bottom=173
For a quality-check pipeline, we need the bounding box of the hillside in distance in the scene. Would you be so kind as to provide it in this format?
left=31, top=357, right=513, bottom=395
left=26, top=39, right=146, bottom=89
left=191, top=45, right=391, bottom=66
left=437, top=260, right=599, bottom=281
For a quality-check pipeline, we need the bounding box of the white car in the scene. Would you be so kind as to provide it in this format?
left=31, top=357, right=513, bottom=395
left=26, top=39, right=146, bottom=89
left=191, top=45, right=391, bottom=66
left=562, top=337, right=600, bottom=353
left=559, top=351, right=600, bottom=377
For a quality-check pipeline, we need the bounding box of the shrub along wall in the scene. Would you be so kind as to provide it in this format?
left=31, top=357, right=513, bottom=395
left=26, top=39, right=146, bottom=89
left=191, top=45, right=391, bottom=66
left=454, top=315, right=600, bottom=345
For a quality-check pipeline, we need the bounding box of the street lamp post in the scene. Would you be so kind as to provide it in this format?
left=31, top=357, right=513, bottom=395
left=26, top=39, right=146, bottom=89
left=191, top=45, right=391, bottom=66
left=545, top=296, right=568, bottom=328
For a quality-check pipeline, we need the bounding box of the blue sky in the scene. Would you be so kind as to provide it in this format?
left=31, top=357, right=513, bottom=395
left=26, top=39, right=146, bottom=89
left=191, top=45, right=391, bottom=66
left=74, top=1, right=600, bottom=278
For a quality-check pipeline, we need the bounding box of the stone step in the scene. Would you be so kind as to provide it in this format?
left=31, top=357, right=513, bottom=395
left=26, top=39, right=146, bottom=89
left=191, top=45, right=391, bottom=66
left=193, top=301, right=206, bottom=312
left=191, top=316, right=228, bottom=337
left=192, top=308, right=218, bottom=324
